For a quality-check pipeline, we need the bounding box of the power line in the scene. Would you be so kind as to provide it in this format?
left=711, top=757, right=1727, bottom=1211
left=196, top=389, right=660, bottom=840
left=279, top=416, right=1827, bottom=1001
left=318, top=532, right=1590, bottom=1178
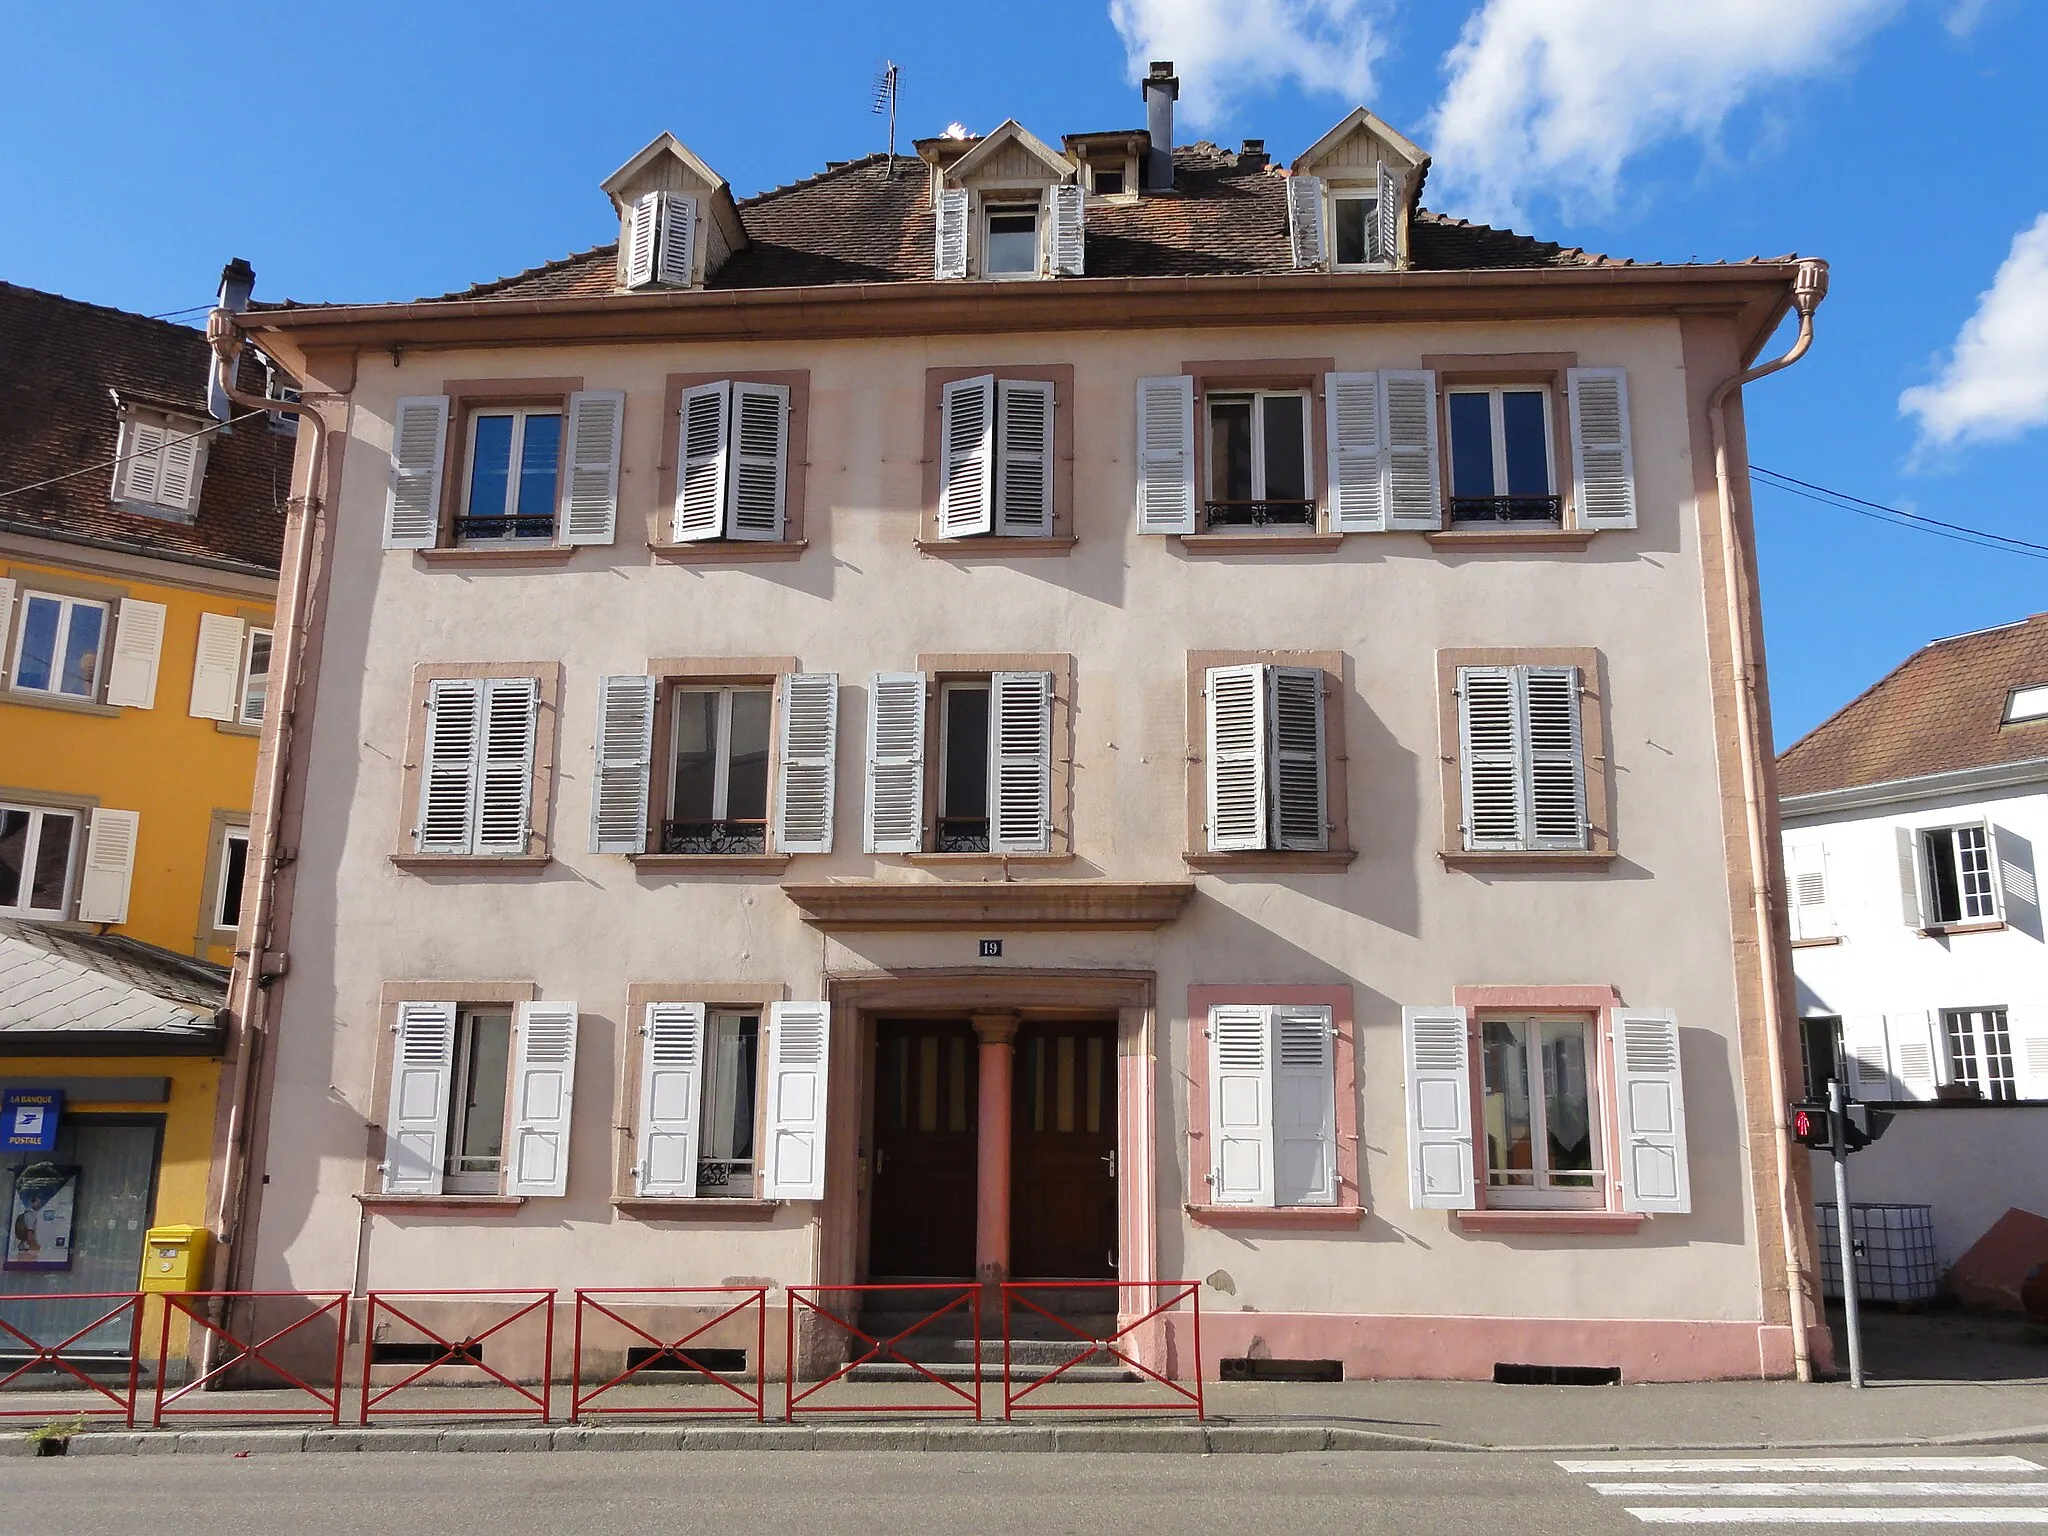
left=147, top=303, right=214, bottom=320
left=1750, top=464, right=2048, bottom=563
left=0, top=409, right=265, bottom=503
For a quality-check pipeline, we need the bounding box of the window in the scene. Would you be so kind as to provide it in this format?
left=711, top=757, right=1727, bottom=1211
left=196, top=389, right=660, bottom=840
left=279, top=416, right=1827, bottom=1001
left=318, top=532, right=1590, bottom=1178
left=1480, top=1015, right=1604, bottom=1207
left=2004, top=685, right=2048, bottom=724
left=1331, top=192, right=1380, bottom=266
left=936, top=377, right=1055, bottom=539
left=1920, top=823, right=1998, bottom=926
left=10, top=592, right=107, bottom=700
left=213, top=828, right=251, bottom=932
left=672, top=381, right=793, bottom=543
left=263, top=357, right=300, bottom=437
left=1786, top=841, right=1832, bottom=940
left=1944, top=1008, right=2016, bottom=1102
left=459, top=408, right=562, bottom=544
left=938, top=682, right=992, bottom=852
left=664, top=686, right=772, bottom=854
left=1456, top=664, right=1587, bottom=852
left=865, top=668, right=1055, bottom=856
left=410, top=673, right=544, bottom=859
left=1204, top=391, right=1311, bottom=530
left=239, top=628, right=273, bottom=726
left=1205, top=1003, right=1338, bottom=1207
left=112, top=411, right=202, bottom=515
left=1092, top=168, right=1124, bottom=196
left=1447, top=386, right=1558, bottom=526
left=446, top=1008, right=514, bottom=1193
left=0, top=804, right=79, bottom=920
left=1800, top=1015, right=1843, bottom=1102
left=623, top=190, right=696, bottom=290
left=984, top=203, right=1039, bottom=276
left=1203, top=663, right=1328, bottom=854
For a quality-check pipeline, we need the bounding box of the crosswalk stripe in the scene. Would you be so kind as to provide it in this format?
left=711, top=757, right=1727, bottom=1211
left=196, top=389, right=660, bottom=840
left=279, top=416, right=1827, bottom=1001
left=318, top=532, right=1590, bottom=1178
left=1593, top=1483, right=2048, bottom=1499
left=1624, top=1509, right=2048, bottom=1525
left=1559, top=1457, right=2045, bottom=1475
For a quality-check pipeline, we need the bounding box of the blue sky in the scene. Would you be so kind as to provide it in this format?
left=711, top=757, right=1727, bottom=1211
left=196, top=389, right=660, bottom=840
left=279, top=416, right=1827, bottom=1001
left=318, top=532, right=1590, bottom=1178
left=3, top=0, right=2043, bottom=744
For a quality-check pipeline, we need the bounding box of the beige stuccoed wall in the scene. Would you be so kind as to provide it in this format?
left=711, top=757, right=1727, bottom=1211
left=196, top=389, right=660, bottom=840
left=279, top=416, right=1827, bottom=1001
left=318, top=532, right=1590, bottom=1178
left=252, top=313, right=1763, bottom=1328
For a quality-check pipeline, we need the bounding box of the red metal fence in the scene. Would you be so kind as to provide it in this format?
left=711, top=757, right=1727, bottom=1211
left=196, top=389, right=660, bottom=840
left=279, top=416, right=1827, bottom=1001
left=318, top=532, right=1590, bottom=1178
left=360, top=1289, right=555, bottom=1424
left=0, top=1293, right=145, bottom=1426
left=152, top=1291, right=349, bottom=1427
left=1000, top=1280, right=1203, bottom=1420
left=784, top=1282, right=983, bottom=1421
left=570, top=1287, right=767, bottom=1422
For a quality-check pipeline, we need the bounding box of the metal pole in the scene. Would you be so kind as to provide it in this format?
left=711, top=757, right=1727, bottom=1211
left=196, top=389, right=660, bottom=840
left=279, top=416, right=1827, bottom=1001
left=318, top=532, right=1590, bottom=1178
left=1829, top=1076, right=1864, bottom=1389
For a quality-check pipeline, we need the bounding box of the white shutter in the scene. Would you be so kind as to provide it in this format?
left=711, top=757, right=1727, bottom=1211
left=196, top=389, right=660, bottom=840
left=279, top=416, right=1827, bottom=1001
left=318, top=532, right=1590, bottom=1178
left=383, top=1001, right=456, bottom=1195
left=75, top=808, right=140, bottom=924
left=656, top=193, right=696, bottom=288
left=637, top=1002, right=706, bottom=1197
left=763, top=1001, right=831, bottom=1200
left=935, top=188, right=969, bottom=279
left=1896, top=825, right=1926, bottom=928
left=1376, top=160, right=1399, bottom=266
left=1051, top=182, right=1085, bottom=275
left=1458, top=666, right=1523, bottom=850
left=590, top=674, right=656, bottom=854
left=475, top=676, right=539, bottom=856
left=1273, top=1005, right=1338, bottom=1207
left=119, top=420, right=166, bottom=505
left=0, top=580, right=14, bottom=675
left=1206, top=663, right=1268, bottom=852
left=727, top=383, right=789, bottom=540
left=416, top=678, right=483, bottom=854
left=104, top=598, right=166, bottom=709
left=507, top=1001, right=579, bottom=1198
left=990, top=670, right=1052, bottom=854
left=624, top=192, right=661, bottom=288
left=385, top=396, right=449, bottom=549
left=1402, top=1005, right=1475, bottom=1211
left=1568, top=367, right=1637, bottom=530
left=1268, top=666, right=1327, bottom=852
left=774, top=672, right=839, bottom=854
left=673, top=381, right=731, bottom=542
left=995, top=379, right=1054, bottom=536
left=561, top=389, right=623, bottom=545
left=157, top=426, right=200, bottom=510
left=1325, top=371, right=1384, bottom=533
left=2009, top=1005, right=2048, bottom=1102
left=1841, top=1014, right=1893, bottom=1102
left=1990, top=823, right=2041, bottom=939
left=1885, top=1011, right=1941, bottom=1100
left=1523, top=666, right=1588, bottom=850
left=1208, top=1005, right=1274, bottom=1206
left=1286, top=173, right=1325, bottom=269
left=1134, top=375, right=1196, bottom=534
left=938, top=375, right=995, bottom=537
left=864, top=672, right=926, bottom=854
left=1787, top=842, right=1833, bottom=941
left=1379, top=370, right=1441, bottom=531
left=1615, top=1008, right=1691, bottom=1215
left=187, top=612, right=245, bottom=721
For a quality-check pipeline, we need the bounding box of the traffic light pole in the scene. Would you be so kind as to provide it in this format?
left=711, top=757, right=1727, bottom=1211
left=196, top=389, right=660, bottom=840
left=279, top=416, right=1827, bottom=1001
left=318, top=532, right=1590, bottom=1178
left=1829, top=1076, right=1865, bottom=1388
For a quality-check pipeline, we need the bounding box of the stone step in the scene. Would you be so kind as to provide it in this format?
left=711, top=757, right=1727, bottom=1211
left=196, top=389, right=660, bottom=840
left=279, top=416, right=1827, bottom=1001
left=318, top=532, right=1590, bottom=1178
left=844, top=1361, right=1138, bottom=1385
left=848, top=1336, right=1127, bottom=1367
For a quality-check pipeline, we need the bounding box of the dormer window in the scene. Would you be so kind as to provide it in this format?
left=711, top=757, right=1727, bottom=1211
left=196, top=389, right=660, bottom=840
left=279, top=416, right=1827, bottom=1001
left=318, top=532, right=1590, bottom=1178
left=112, top=406, right=205, bottom=519
left=985, top=203, right=1040, bottom=277
left=624, top=191, right=697, bottom=290
left=931, top=121, right=1084, bottom=280
left=1332, top=191, right=1382, bottom=267
left=1092, top=168, right=1125, bottom=196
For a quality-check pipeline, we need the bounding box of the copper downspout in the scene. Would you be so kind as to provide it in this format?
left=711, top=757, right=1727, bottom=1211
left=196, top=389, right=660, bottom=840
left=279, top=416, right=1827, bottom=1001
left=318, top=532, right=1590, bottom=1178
left=1706, top=258, right=1828, bottom=1383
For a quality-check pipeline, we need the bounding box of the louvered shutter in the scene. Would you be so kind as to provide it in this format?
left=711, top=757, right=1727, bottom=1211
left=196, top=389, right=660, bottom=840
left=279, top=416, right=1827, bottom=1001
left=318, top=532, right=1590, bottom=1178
left=416, top=678, right=483, bottom=854
left=1523, top=666, right=1588, bottom=850
left=104, top=598, right=166, bottom=709
left=939, top=375, right=995, bottom=537
left=673, top=381, right=731, bottom=541
left=0, top=581, right=14, bottom=675
left=158, top=426, right=200, bottom=510
left=1268, top=666, right=1327, bottom=852
left=990, top=670, right=1052, bottom=854
left=1885, top=1011, right=1941, bottom=1100
left=774, top=672, right=839, bottom=854
left=935, top=188, right=969, bottom=279
left=1208, top=1005, right=1274, bottom=1206
left=1568, top=367, right=1637, bottom=529
left=475, top=677, right=539, bottom=856
left=506, top=1002, right=579, bottom=1198
left=119, top=420, right=166, bottom=504
left=76, top=808, right=140, bottom=924
left=1841, top=1014, right=1893, bottom=1102
left=1615, top=1008, right=1690, bottom=1214
left=1206, top=664, right=1268, bottom=852
left=188, top=612, right=245, bottom=721
left=1273, top=1005, right=1338, bottom=1206
left=1402, top=1005, right=1475, bottom=1210
left=1134, top=375, right=1196, bottom=534
left=995, top=379, right=1054, bottom=536
left=864, top=672, right=926, bottom=854
left=590, top=674, right=656, bottom=854
left=1379, top=370, right=1441, bottom=530
left=1051, top=182, right=1085, bottom=275
left=560, top=389, right=623, bottom=545
left=624, top=192, right=661, bottom=288
left=1325, top=371, right=1384, bottom=532
left=383, top=1001, right=456, bottom=1195
left=763, top=1001, right=831, bottom=1200
left=1376, top=160, right=1399, bottom=266
left=1787, top=842, right=1832, bottom=941
left=1895, top=826, right=1926, bottom=928
left=1287, top=173, right=1325, bottom=268
left=1458, top=667, right=1523, bottom=850
left=656, top=193, right=696, bottom=288
left=1990, top=823, right=2042, bottom=938
left=637, top=1002, right=706, bottom=1197
left=727, top=383, right=789, bottom=540
left=385, top=396, right=449, bottom=549
left=2009, top=1005, right=2048, bottom=1102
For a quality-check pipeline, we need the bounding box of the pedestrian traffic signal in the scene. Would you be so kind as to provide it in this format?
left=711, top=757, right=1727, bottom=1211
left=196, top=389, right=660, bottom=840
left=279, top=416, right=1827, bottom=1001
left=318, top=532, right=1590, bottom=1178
left=1788, top=1099, right=1895, bottom=1153
left=1790, top=1100, right=1833, bottom=1148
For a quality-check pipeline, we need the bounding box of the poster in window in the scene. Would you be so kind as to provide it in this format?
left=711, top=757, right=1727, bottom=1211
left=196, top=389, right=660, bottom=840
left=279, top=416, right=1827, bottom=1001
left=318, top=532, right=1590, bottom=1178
left=6, top=1162, right=80, bottom=1271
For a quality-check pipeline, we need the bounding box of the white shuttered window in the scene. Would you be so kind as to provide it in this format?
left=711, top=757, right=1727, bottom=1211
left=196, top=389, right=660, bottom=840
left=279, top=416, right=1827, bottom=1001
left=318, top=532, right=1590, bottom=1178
left=560, top=390, right=624, bottom=545
left=1614, top=1008, right=1690, bottom=1214
left=1204, top=664, right=1328, bottom=853
left=989, top=670, right=1053, bottom=854
left=104, top=598, right=166, bottom=710
left=939, top=376, right=996, bottom=537
left=1134, top=375, right=1197, bottom=534
left=415, top=676, right=539, bottom=856
left=671, top=381, right=790, bottom=541
left=384, top=396, right=450, bottom=549
left=763, top=1002, right=831, bottom=1200
left=637, top=1003, right=705, bottom=1197
left=1402, top=1005, right=1476, bottom=1211
left=383, top=1001, right=457, bottom=1195
left=774, top=672, right=840, bottom=854
left=864, top=673, right=927, bottom=854
left=1567, top=367, right=1638, bottom=529
left=1208, top=1004, right=1339, bottom=1209
left=590, top=675, right=657, bottom=854
left=506, top=1001, right=580, bottom=1198
left=1456, top=665, right=1587, bottom=852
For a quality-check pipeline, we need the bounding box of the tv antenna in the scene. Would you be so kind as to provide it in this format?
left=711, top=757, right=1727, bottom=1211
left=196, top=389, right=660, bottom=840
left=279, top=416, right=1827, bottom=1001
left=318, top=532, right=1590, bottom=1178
left=872, top=61, right=900, bottom=177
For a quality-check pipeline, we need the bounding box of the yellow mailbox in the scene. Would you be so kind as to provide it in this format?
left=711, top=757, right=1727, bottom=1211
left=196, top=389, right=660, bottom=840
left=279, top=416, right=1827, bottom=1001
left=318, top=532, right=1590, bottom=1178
left=139, top=1225, right=210, bottom=1293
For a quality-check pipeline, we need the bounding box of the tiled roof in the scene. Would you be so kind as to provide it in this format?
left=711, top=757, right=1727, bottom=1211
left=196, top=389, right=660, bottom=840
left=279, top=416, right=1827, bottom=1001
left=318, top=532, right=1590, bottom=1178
left=1777, top=612, right=2048, bottom=798
left=0, top=283, right=290, bottom=574
left=0, top=917, right=224, bottom=1043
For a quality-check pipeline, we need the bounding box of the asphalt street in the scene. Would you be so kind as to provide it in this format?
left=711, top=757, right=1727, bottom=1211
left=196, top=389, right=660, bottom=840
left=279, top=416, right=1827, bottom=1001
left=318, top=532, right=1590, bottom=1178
left=15, top=1445, right=2048, bottom=1534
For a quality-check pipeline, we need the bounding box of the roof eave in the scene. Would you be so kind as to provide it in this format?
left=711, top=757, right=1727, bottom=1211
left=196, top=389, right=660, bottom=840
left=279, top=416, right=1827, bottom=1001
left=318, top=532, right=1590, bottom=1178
left=1781, top=756, right=2048, bottom=818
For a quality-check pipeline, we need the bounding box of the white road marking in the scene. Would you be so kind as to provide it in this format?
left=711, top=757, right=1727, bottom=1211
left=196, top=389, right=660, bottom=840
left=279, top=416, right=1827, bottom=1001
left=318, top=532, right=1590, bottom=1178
left=1625, top=1510, right=2048, bottom=1525
left=1559, top=1457, right=2045, bottom=1475
left=1593, top=1482, right=2048, bottom=1499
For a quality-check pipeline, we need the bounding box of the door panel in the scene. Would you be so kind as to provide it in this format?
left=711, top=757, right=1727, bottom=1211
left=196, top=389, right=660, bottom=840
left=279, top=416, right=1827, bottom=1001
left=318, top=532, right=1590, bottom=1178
left=1011, top=1022, right=1118, bottom=1279
left=868, top=1020, right=978, bottom=1279
left=0, top=1118, right=161, bottom=1353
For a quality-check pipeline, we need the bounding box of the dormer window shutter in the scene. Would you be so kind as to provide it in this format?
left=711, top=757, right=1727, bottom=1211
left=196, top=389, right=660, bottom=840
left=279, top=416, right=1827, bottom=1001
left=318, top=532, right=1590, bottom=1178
left=561, top=389, right=624, bottom=545
left=1051, top=183, right=1085, bottom=276
left=1287, top=174, right=1326, bottom=269
left=995, top=379, right=1054, bottom=536
left=1325, top=372, right=1384, bottom=533
left=935, top=189, right=969, bottom=280
left=118, top=419, right=166, bottom=505
left=656, top=194, right=696, bottom=288
left=625, top=192, right=662, bottom=289
left=1134, top=375, right=1196, bottom=535
left=158, top=427, right=200, bottom=510
left=1567, top=367, right=1638, bottom=529
left=727, top=383, right=790, bottom=540
left=939, top=375, right=996, bottom=538
left=673, top=381, right=731, bottom=542
left=1378, top=370, right=1442, bottom=531
left=1375, top=161, right=1399, bottom=267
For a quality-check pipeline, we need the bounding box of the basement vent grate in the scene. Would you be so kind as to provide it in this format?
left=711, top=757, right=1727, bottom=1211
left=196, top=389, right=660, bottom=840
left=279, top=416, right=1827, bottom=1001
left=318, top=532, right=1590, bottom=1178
left=371, top=1340, right=484, bottom=1366
left=1220, top=1357, right=1343, bottom=1383
left=626, top=1345, right=748, bottom=1374
left=1492, top=1362, right=1621, bottom=1386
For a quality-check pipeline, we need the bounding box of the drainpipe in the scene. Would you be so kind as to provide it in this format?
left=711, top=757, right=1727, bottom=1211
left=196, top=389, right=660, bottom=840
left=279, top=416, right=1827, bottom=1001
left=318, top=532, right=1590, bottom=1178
left=1706, top=258, right=1828, bottom=1383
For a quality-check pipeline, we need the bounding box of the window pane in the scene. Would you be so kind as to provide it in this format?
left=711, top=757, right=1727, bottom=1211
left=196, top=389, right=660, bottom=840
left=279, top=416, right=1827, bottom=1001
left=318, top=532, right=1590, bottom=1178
left=1955, top=824, right=1996, bottom=919
left=454, top=1014, right=511, bottom=1172
left=16, top=595, right=59, bottom=691
left=725, top=689, right=772, bottom=823
left=467, top=414, right=514, bottom=518
left=1540, top=1020, right=1596, bottom=1186
left=241, top=631, right=272, bottom=724
left=1924, top=828, right=1962, bottom=925
left=701, top=1012, right=760, bottom=1191
left=1448, top=393, right=1497, bottom=498
left=31, top=813, right=73, bottom=913
left=1333, top=197, right=1372, bottom=265
left=1261, top=395, right=1308, bottom=501
left=1500, top=391, right=1552, bottom=495
left=1093, top=169, right=1124, bottom=195
left=217, top=834, right=249, bottom=929
left=941, top=686, right=991, bottom=819
left=670, top=691, right=720, bottom=823
left=515, top=413, right=563, bottom=519
left=0, top=809, right=26, bottom=908
left=986, top=208, right=1038, bottom=274
left=1945, top=1010, right=1980, bottom=1092
left=1481, top=1020, right=1535, bottom=1185
left=59, top=603, right=103, bottom=698
left=1209, top=398, right=1254, bottom=502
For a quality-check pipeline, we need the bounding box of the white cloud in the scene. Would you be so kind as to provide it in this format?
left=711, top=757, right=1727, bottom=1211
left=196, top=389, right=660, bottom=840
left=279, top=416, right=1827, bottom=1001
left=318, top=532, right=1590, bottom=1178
left=1901, top=213, right=2048, bottom=452
left=1429, top=0, right=1903, bottom=226
left=1108, top=0, right=1388, bottom=133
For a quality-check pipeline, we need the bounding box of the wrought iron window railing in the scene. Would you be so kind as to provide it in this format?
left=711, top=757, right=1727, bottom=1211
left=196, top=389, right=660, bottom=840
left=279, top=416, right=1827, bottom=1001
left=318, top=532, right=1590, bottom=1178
left=661, top=819, right=769, bottom=855
left=936, top=816, right=991, bottom=854
left=454, top=514, right=557, bottom=543
left=1201, top=499, right=1316, bottom=531
left=695, top=1159, right=755, bottom=1195
left=1448, top=494, right=1562, bottom=526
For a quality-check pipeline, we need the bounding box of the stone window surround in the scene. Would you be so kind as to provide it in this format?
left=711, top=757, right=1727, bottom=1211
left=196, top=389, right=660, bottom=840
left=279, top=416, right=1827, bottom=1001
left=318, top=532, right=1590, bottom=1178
left=650, top=369, right=813, bottom=562
left=910, top=651, right=1076, bottom=865
left=194, top=808, right=251, bottom=958
left=211, top=603, right=276, bottom=739
left=1179, top=356, right=1338, bottom=554
left=636, top=656, right=800, bottom=874
left=1183, top=648, right=1355, bottom=872
left=418, top=377, right=584, bottom=566
left=390, top=660, right=562, bottom=871
left=0, top=565, right=128, bottom=718
left=0, top=783, right=98, bottom=931
left=918, top=364, right=1077, bottom=554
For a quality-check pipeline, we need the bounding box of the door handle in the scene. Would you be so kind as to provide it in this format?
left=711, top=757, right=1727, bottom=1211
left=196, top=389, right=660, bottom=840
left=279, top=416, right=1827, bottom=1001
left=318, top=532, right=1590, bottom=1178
left=874, top=1147, right=886, bottom=1175
left=1100, top=1151, right=1116, bottom=1178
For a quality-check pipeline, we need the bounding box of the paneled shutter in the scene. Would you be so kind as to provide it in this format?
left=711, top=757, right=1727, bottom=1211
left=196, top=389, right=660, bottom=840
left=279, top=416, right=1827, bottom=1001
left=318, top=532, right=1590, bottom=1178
left=1268, top=666, right=1327, bottom=852
left=560, top=389, right=624, bottom=545
left=1990, top=823, right=2042, bottom=939
left=590, top=674, right=656, bottom=854
left=939, top=375, right=996, bottom=537
left=385, top=396, right=449, bottom=549
left=1376, top=160, right=1399, bottom=266
left=0, top=580, right=14, bottom=674
left=188, top=612, right=245, bottom=721
left=383, top=1001, right=456, bottom=1195
left=1895, top=827, right=1926, bottom=928
left=624, top=192, right=661, bottom=288
left=507, top=1001, right=579, bottom=1198
left=774, top=672, right=839, bottom=854
left=990, top=670, right=1052, bottom=854
left=76, top=808, right=140, bottom=924
left=416, top=678, right=483, bottom=854
left=637, top=1002, right=706, bottom=1197
left=2009, top=1005, right=2048, bottom=1102
left=1208, top=1005, right=1274, bottom=1206
left=1325, top=371, right=1384, bottom=532
left=1286, top=173, right=1325, bottom=269
left=1458, top=667, right=1523, bottom=850
left=1841, top=1014, right=1893, bottom=1101
left=864, top=672, right=926, bottom=854
left=673, top=381, right=731, bottom=542
left=158, top=426, right=200, bottom=510
left=935, top=188, right=969, bottom=279
left=1051, top=182, right=1085, bottom=275
left=120, top=420, right=166, bottom=504
left=104, top=598, right=166, bottom=709
left=1787, top=842, right=1832, bottom=941
left=656, top=192, right=696, bottom=288
left=1523, top=666, right=1588, bottom=850
left=727, top=383, right=790, bottom=540
left=1615, top=1008, right=1690, bottom=1214
left=1885, top=1011, right=1941, bottom=1100
left=763, top=1001, right=831, bottom=1200
left=1379, top=370, right=1441, bottom=530
left=995, top=379, right=1054, bottom=536
left=1206, top=664, right=1268, bottom=852
left=1273, top=1005, right=1338, bottom=1206
left=1402, top=1005, right=1475, bottom=1210
left=1134, top=375, right=1196, bottom=534
left=1568, top=367, right=1637, bottom=529
left=475, top=677, right=539, bottom=856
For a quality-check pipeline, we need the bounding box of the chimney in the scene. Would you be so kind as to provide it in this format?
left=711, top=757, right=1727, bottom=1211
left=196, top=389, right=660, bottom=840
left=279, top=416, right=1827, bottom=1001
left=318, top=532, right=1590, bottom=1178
left=208, top=258, right=256, bottom=422
left=1141, top=61, right=1178, bottom=191
left=1237, top=138, right=1267, bottom=171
